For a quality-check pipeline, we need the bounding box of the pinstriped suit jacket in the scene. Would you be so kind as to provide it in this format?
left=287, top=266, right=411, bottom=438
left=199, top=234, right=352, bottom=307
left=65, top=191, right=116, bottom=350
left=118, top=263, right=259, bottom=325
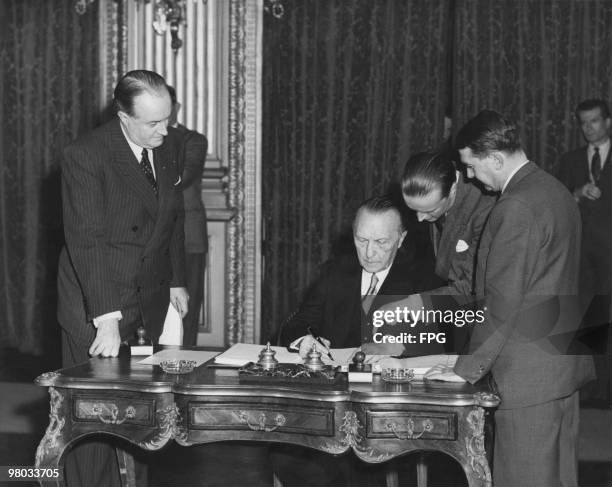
left=57, top=118, right=186, bottom=346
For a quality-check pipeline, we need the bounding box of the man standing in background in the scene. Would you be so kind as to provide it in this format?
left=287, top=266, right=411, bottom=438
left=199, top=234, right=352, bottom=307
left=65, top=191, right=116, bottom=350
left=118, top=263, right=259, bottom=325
left=557, top=99, right=612, bottom=406
left=167, top=85, right=208, bottom=347
left=57, top=70, right=188, bottom=486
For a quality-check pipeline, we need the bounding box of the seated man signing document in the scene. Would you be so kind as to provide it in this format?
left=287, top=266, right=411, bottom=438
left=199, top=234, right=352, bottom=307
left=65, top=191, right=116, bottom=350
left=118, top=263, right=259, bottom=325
left=280, top=195, right=442, bottom=357
left=274, top=195, right=442, bottom=487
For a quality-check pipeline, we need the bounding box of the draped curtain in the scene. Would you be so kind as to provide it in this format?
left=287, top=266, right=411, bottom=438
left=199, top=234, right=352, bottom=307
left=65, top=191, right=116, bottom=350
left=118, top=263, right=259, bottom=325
left=0, top=0, right=101, bottom=354
left=262, top=0, right=451, bottom=340
left=453, top=0, right=612, bottom=173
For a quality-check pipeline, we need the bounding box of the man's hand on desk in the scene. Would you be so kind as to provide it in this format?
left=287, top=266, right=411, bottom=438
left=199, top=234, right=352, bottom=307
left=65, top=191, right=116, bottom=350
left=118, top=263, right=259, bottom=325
left=360, top=342, right=405, bottom=356
left=170, top=287, right=189, bottom=318
left=89, top=318, right=121, bottom=357
left=423, top=364, right=466, bottom=383
left=374, top=293, right=424, bottom=325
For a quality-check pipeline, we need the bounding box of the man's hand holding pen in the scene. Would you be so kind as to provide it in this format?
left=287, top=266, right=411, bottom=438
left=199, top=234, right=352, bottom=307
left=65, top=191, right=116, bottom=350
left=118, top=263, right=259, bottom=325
left=289, top=328, right=333, bottom=360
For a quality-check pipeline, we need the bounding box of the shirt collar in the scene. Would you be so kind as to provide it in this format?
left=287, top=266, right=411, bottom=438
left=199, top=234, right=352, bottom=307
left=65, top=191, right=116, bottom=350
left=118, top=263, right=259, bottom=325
left=361, top=265, right=392, bottom=294
left=120, top=122, right=151, bottom=163
left=501, top=160, right=530, bottom=193
left=589, top=137, right=610, bottom=154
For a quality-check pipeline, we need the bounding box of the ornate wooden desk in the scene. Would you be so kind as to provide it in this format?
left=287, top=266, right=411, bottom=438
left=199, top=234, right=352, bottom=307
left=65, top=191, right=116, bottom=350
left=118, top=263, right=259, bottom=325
left=34, top=351, right=499, bottom=487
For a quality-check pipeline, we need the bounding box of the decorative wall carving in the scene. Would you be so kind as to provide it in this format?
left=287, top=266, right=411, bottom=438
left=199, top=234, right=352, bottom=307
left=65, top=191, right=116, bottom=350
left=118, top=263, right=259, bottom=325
left=227, top=0, right=262, bottom=344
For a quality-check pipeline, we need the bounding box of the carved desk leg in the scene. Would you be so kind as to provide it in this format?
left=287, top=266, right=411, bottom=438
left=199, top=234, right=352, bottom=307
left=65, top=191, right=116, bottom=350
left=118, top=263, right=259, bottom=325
left=462, top=407, right=493, bottom=487
left=35, top=387, right=69, bottom=487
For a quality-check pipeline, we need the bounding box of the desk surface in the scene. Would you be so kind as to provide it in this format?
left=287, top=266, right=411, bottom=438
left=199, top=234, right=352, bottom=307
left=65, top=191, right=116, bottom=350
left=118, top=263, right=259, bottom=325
left=36, top=349, right=499, bottom=407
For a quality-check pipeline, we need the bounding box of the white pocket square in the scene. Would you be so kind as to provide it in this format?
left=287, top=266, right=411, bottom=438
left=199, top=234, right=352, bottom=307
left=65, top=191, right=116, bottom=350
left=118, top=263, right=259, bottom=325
left=173, top=175, right=182, bottom=186
left=455, top=239, right=469, bottom=252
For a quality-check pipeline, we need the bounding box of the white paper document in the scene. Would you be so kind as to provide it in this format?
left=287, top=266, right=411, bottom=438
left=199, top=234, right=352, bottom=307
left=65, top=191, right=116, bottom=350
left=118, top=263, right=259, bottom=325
left=158, top=303, right=183, bottom=346
left=138, top=349, right=219, bottom=366
left=213, top=343, right=359, bottom=367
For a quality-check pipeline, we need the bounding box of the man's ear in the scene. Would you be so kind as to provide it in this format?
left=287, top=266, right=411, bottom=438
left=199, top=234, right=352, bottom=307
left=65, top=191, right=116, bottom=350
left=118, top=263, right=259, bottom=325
left=490, top=152, right=504, bottom=169
left=117, top=110, right=129, bottom=125
left=398, top=230, right=407, bottom=248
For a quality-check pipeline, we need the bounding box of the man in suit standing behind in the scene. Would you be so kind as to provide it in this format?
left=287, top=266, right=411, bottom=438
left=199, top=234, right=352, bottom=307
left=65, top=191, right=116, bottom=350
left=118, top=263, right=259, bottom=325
left=167, top=85, right=208, bottom=347
left=427, top=110, right=594, bottom=487
left=557, top=99, right=612, bottom=405
left=57, top=70, right=188, bottom=486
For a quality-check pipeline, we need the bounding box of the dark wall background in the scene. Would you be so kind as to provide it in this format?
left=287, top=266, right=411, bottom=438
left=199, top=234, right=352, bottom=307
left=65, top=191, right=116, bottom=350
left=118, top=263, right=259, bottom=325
left=0, top=0, right=102, bottom=359
left=261, top=0, right=612, bottom=342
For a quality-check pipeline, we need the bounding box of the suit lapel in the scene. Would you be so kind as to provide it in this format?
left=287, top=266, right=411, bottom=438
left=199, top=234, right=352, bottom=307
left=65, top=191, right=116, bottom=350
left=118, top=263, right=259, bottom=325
left=435, top=179, right=469, bottom=276
left=109, top=120, right=158, bottom=219
left=145, top=140, right=180, bottom=246
left=579, top=147, right=590, bottom=183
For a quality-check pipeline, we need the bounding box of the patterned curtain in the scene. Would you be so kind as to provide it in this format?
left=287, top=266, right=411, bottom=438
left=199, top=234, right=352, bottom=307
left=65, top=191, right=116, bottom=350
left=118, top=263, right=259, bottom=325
left=453, top=0, right=612, bottom=173
left=0, top=0, right=101, bottom=354
left=262, top=0, right=451, bottom=341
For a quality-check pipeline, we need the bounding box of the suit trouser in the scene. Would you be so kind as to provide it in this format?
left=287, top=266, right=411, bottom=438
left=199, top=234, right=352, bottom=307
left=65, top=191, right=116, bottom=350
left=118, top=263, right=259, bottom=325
left=493, top=392, right=579, bottom=487
left=61, top=332, right=123, bottom=487
left=182, top=252, right=205, bottom=347
left=581, top=232, right=612, bottom=402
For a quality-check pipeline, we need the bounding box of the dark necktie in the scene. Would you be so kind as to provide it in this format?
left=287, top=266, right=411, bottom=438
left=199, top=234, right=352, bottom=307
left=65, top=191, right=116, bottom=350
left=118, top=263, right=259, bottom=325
left=435, top=214, right=446, bottom=234
left=140, top=148, right=158, bottom=194
left=362, top=273, right=379, bottom=314
left=591, top=146, right=601, bottom=183
left=432, top=214, right=445, bottom=256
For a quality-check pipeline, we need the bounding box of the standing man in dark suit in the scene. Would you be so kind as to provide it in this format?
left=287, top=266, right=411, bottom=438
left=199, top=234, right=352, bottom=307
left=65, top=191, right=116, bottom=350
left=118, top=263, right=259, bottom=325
left=57, top=70, right=188, bottom=486
left=167, top=85, right=208, bottom=347
left=557, top=99, right=612, bottom=405
left=427, top=110, right=594, bottom=487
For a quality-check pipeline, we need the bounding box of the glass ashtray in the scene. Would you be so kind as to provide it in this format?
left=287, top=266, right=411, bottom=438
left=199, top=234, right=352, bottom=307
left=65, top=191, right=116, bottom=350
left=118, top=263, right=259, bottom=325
left=159, top=359, right=197, bottom=374
left=381, top=368, right=415, bottom=383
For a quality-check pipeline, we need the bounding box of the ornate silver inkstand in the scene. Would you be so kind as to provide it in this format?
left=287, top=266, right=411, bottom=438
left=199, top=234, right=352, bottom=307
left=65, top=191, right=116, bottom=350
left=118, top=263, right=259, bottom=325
left=304, top=345, right=325, bottom=372
left=257, top=342, right=279, bottom=371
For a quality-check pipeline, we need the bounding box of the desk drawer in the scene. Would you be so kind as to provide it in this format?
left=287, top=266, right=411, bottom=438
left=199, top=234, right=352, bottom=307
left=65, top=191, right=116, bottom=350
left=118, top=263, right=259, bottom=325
left=189, top=402, right=335, bottom=436
left=366, top=410, right=456, bottom=440
left=74, top=395, right=155, bottom=426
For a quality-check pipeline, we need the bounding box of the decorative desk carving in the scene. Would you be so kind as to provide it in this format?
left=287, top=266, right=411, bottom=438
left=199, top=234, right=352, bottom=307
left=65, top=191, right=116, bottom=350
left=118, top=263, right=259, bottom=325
left=237, top=410, right=286, bottom=432
left=90, top=404, right=136, bottom=425
left=35, top=387, right=66, bottom=468
left=139, top=404, right=186, bottom=450
left=465, top=407, right=492, bottom=485
left=386, top=418, right=434, bottom=440
left=238, top=362, right=340, bottom=384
